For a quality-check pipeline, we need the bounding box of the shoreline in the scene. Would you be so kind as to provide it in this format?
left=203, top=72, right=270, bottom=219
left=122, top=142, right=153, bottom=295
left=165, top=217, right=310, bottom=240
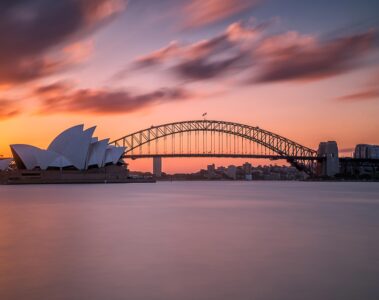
left=0, top=167, right=155, bottom=185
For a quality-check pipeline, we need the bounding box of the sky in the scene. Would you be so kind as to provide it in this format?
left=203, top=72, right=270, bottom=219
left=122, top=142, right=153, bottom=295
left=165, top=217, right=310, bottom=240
left=0, top=0, right=378, bottom=173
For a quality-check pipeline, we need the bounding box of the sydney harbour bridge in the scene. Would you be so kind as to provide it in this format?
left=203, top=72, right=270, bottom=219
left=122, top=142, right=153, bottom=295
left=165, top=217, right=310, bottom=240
left=109, top=120, right=328, bottom=176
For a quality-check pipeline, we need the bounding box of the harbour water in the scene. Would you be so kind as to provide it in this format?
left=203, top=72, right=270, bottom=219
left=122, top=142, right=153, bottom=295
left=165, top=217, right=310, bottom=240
left=0, top=182, right=378, bottom=300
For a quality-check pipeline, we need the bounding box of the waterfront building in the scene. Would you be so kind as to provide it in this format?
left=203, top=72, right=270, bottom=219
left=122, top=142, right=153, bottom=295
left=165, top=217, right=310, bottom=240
left=226, top=165, right=237, bottom=180
left=207, top=164, right=216, bottom=178
left=243, top=162, right=252, bottom=175
left=207, top=164, right=215, bottom=173
left=354, top=144, right=379, bottom=159
left=10, top=125, right=125, bottom=171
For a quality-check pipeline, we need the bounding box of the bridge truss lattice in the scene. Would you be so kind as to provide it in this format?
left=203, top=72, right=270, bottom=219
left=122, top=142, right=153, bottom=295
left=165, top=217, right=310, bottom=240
left=110, top=120, right=320, bottom=175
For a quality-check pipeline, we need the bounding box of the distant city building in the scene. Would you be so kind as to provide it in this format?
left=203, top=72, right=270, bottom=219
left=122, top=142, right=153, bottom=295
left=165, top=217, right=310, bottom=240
left=226, top=165, right=237, bottom=179
left=154, top=162, right=313, bottom=181
left=207, top=163, right=216, bottom=179
left=207, top=164, right=215, bottom=173
left=245, top=174, right=252, bottom=181
left=243, top=162, right=252, bottom=175
left=153, top=156, right=162, bottom=177
left=264, top=173, right=281, bottom=180
left=216, top=166, right=226, bottom=173
left=354, top=144, right=379, bottom=159
left=10, top=125, right=125, bottom=171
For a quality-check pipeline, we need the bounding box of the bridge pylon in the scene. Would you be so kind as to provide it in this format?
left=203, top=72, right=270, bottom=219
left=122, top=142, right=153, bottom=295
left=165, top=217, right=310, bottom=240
left=316, top=141, right=339, bottom=177
left=153, top=156, right=162, bottom=177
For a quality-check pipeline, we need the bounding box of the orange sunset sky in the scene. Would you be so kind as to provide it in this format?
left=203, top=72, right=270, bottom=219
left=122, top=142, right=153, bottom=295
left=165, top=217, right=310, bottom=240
left=0, top=0, right=378, bottom=173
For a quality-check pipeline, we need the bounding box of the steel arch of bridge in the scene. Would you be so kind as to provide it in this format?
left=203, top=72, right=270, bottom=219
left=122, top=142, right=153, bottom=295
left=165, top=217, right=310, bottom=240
left=109, top=120, right=319, bottom=175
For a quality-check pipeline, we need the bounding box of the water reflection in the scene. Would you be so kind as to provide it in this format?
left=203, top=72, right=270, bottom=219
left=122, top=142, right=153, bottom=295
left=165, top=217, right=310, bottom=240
left=0, top=182, right=378, bottom=300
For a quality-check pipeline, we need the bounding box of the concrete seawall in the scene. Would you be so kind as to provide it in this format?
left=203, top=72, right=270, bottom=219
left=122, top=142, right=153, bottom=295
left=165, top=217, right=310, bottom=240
left=0, top=166, right=155, bottom=185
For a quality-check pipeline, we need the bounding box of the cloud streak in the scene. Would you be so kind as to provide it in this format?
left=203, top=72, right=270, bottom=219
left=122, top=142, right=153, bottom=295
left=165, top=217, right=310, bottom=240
left=336, top=88, right=379, bottom=102
left=0, top=0, right=125, bottom=85
left=183, top=0, right=260, bottom=28
left=0, top=99, right=20, bottom=120
left=253, top=31, right=375, bottom=83
left=126, top=20, right=264, bottom=81
left=35, top=82, right=192, bottom=115
left=124, top=21, right=377, bottom=85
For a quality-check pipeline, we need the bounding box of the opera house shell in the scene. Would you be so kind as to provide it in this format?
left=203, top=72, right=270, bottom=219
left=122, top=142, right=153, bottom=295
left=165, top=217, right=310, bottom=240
left=10, top=125, right=125, bottom=171
left=0, top=158, right=12, bottom=171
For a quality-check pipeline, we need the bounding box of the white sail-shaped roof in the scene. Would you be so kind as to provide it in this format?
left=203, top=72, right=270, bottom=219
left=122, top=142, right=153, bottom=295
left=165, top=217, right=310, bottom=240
left=48, top=125, right=84, bottom=151
left=11, top=144, right=42, bottom=169
left=9, top=124, right=124, bottom=171
left=49, top=156, right=73, bottom=168
left=34, top=149, right=63, bottom=170
left=104, top=146, right=125, bottom=165
left=10, top=144, right=72, bottom=170
left=87, top=139, right=109, bottom=168
left=0, top=158, right=12, bottom=171
left=47, top=125, right=95, bottom=170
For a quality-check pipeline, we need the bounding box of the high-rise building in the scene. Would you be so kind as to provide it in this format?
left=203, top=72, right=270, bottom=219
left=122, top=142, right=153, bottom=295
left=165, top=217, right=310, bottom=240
left=226, top=165, right=237, bottom=179
left=354, top=144, right=379, bottom=159
left=207, top=164, right=216, bottom=178
left=243, top=162, right=252, bottom=175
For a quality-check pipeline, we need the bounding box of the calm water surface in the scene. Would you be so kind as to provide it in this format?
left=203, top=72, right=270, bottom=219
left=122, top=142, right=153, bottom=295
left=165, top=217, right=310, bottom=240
left=0, top=181, right=378, bottom=300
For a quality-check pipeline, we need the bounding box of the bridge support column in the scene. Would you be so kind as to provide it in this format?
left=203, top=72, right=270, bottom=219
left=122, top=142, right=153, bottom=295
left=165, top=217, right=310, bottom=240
left=317, top=141, right=339, bottom=177
left=153, top=156, right=162, bottom=177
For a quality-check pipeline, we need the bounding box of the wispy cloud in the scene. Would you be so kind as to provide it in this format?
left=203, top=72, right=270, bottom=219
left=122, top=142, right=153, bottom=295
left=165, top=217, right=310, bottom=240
left=63, top=39, right=95, bottom=64
left=0, top=0, right=126, bottom=86
left=336, top=88, right=379, bottom=102
left=253, top=31, right=375, bottom=83
left=113, top=20, right=265, bottom=82
left=120, top=20, right=376, bottom=85
left=335, top=69, right=379, bottom=102
left=0, top=99, right=20, bottom=120
left=35, top=81, right=192, bottom=115
left=183, top=0, right=260, bottom=29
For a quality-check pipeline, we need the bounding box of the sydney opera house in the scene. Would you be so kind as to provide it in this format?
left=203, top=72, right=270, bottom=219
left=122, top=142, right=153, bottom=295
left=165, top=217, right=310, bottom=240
left=10, top=124, right=125, bottom=171
left=0, top=158, right=12, bottom=171
left=0, top=125, right=138, bottom=184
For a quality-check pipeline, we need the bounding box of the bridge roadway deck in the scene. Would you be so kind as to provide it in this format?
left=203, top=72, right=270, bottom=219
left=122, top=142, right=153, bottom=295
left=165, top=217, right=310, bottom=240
left=123, top=154, right=321, bottom=160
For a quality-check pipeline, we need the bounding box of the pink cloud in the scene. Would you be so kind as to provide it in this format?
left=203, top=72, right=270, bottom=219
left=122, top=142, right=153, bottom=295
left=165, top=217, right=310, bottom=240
left=125, top=20, right=376, bottom=84
left=0, top=99, right=20, bottom=120
left=134, top=20, right=262, bottom=68
left=253, top=31, right=375, bottom=83
left=336, top=88, right=379, bottom=102
left=63, top=40, right=94, bottom=64
left=134, top=41, right=182, bottom=68
left=183, top=0, right=260, bottom=28
left=0, top=0, right=125, bottom=86
left=122, top=20, right=264, bottom=82
left=35, top=82, right=192, bottom=115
